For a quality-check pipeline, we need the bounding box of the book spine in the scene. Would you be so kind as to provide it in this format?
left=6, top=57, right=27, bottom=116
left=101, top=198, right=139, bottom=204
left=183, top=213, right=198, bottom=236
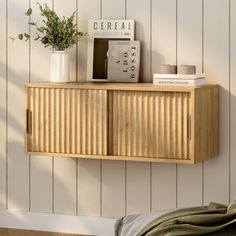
left=153, top=74, right=204, bottom=80
left=153, top=79, right=205, bottom=86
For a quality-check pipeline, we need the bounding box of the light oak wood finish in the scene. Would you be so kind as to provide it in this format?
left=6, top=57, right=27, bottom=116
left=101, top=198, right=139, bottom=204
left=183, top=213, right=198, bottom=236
left=27, top=88, right=107, bottom=156
left=25, top=83, right=219, bottom=164
left=110, top=91, right=190, bottom=159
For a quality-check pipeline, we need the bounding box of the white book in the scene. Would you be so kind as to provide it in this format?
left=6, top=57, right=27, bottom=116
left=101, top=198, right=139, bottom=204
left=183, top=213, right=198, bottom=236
left=153, top=73, right=204, bottom=80
left=153, top=78, right=206, bottom=86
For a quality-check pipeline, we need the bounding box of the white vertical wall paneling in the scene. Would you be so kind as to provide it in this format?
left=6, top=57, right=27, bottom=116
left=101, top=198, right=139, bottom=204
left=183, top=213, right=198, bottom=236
left=53, top=0, right=77, bottom=215
left=204, top=0, right=230, bottom=204
left=30, top=0, right=53, bottom=213
left=78, top=159, right=101, bottom=216
left=76, top=0, right=101, bottom=217
left=126, top=0, right=151, bottom=214
left=151, top=0, right=177, bottom=211
left=101, top=161, right=125, bottom=217
left=177, top=0, right=203, bottom=208
left=101, top=0, right=126, bottom=218
left=0, top=0, right=7, bottom=210
left=7, top=0, right=30, bottom=210
left=0, top=0, right=233, bottom=220
left=151, top=164, right=176, bottom=211
left=77, top=0, right=100, bottom=81
left=126, top=162, right=150, bottom=214
left=230, top=0, right=236, bottom=201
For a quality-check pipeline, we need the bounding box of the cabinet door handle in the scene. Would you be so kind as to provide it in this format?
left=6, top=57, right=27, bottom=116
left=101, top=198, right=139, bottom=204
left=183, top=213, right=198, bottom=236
left=187, top=114, right=191, bottom=141
left=26, top=109, right=31, bottom=134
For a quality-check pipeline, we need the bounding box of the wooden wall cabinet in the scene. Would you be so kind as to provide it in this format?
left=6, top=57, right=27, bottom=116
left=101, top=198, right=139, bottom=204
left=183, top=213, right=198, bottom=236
left=25, top=83, right=219, bottom=164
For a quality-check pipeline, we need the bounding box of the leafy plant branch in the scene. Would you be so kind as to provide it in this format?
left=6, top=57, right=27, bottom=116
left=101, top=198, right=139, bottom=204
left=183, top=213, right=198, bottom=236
left=10, top=2, right=87, bottom=51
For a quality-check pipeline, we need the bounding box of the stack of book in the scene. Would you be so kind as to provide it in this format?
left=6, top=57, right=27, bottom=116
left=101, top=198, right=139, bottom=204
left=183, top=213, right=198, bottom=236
left=153, top=74, right=206, bottom=87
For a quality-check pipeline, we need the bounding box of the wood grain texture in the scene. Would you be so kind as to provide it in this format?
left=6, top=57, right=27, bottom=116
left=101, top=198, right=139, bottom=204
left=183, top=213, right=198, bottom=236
left=194, top=87, right=219, bottom=163
left=0, top=0, right=7, bottom=210
left=176, top=0, right=203, bottom=208
left=25, top=82, right=203, bottom=91
left=203, top=0, right=230, bottom=204
left=30, top=0, right=53, bottom=213
left=26, top=85, right=218, bottom=164
left=230, top=0, right=236, bottom=201
left=110, top=90, right=190, bottom=160
left=151, top=0, right=177, bottom=212
left=27, top=88, right=107, bottom=155
left=8, top=0, right=30, bottom=210
left=101, top=0, right=126, bottom=218
left=26, top=152, right=199, bottom=164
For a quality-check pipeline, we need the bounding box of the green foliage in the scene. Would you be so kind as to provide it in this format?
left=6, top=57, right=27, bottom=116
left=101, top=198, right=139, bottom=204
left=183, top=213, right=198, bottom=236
left=12, top=2, right=86, bottom=51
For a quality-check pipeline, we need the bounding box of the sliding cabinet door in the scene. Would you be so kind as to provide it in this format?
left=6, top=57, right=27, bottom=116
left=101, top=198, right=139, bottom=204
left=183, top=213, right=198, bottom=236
left=109, top=90, right=191, bottom=160
left=26, top=88, right=107, bottom=155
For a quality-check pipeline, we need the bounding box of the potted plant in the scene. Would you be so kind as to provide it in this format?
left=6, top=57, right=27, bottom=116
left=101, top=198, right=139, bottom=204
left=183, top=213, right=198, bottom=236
left=11, top=2, right=86, bottom=82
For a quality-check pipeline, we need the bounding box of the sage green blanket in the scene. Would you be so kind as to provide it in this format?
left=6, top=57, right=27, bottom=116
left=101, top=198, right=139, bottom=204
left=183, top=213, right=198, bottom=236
left=116, top=198, right=236, bottom=236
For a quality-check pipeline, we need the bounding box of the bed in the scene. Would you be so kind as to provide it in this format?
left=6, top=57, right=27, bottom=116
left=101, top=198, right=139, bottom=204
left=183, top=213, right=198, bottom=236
left=115, top=198, right=236, bottom=236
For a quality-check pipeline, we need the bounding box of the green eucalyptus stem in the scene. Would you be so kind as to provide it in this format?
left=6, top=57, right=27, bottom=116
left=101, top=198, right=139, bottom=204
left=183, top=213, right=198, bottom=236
left=11, top=2, right=87, bottom=51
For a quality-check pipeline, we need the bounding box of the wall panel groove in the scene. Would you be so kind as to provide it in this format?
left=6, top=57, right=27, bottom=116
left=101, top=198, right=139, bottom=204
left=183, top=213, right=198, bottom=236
left=0, top=0, right=7, bottom=210
left=101, top=0, right=126, bottom=218
left=151, top=0, right=177, bottom=211
left=7, top=0, right=30, bottom=211
left=230, top=0, right=236, bottom=202
left=177, top=0, right=203, bottom=208
left=126, top=0, right=151, bottom=214
left=77, top=0, right=101, bottom=217
left=30, top=0, right=53, bottom=213
left=53, top=0, right=77, bottom=215
left=203, top=0, right=230, bottom=204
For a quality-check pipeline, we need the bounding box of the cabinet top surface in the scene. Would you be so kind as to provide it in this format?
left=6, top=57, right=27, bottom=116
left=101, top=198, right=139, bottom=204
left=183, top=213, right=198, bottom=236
left=25, top=82, right=218, bottom=92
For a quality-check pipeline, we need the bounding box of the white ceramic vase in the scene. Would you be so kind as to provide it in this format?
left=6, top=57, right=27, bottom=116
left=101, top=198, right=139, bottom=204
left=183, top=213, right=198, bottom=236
left=50, top=50, right=69, bottom=82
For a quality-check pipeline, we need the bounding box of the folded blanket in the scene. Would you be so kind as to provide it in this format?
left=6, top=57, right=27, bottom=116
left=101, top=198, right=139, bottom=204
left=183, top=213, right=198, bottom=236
left=116, top=198, right=236, bottom=236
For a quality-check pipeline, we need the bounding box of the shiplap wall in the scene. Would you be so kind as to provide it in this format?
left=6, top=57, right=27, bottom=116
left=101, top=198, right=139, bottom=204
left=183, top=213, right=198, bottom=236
left=0, top=0, right=234, bottom=219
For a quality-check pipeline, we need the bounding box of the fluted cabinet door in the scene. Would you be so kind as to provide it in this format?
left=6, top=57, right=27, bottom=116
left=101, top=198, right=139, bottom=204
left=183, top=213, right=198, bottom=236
left=26, top=88, right=107, bottom=156
left=110, top=90, right=191, bottom=160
